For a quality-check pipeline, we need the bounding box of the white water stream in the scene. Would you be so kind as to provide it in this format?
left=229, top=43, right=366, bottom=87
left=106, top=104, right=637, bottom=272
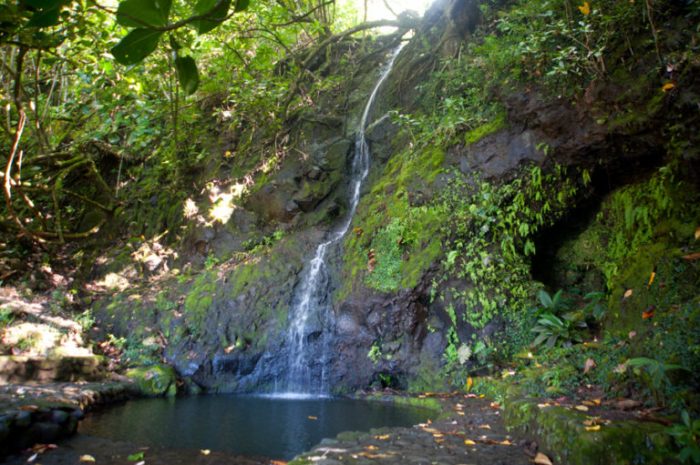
left=279, top=44, right=405, bottom=396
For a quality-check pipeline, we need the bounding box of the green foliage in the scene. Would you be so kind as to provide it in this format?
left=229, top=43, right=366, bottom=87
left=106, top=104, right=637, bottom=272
left=627, top=357, right=689, bottom=407
left=668, top=411, right=700, bottom=464
left=341, top=143, right=447, bottom=297
left=530, top=289, right=595, bottom=348
left=436, top=165, right=579, bottom=332
left=204, top=254, right=220, bottom=270
left=367, top=342, right=381, bottom=364
left=0, top=307, right=16, bottom=328
left=174, top=55, right=199, bottom=95
left=595, top=166, right=682, bottom=289
left=365, top=219, right=409, bottom=292
left=75, top=309, right=95, bottom=332
left=109, top=0, right=249, bottom=91
left=537, top=289, right=569, bottom=314
left=531, top=312, right=586, bottom=348
left=111, top=28, right=164, bottom=65
left=242, top=229, right=285, bottom=255
left=127, top=451, right=146, bottom=462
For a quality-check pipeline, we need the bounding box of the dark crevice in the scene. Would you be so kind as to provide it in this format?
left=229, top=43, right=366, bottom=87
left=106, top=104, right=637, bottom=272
left=530, top=147, right=665, bottom=290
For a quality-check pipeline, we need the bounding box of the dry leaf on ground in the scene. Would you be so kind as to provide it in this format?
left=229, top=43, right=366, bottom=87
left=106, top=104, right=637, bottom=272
left=533, top=452, right=554, bottom=465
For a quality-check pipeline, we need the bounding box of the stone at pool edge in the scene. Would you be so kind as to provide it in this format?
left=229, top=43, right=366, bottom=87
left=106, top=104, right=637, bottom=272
left=126, top=364, right=177, bottom=397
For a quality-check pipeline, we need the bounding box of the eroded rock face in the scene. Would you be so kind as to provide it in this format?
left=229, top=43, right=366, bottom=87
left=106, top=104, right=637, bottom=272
left=92, top=0, right=699, bottom=395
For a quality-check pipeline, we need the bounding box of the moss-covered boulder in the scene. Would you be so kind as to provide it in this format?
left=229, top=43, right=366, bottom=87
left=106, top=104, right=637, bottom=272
left=126, top=364, right=177, bottom=397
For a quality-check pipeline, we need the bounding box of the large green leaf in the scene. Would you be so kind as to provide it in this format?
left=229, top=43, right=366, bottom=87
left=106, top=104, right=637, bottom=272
left=24, top=0, right=68, bottom=27
left=175, top=55, right=199, bottom=95
left=23, top=0, right=64, bottom=8
left=234, top=0, right=250, bottom=12
left=116, top=0, right=172, bottom=28
left=193, top=0, right=231, bottom=34
left=27, top=7, right=61, bottom=27
left=111, top=28, right=163, bottom=65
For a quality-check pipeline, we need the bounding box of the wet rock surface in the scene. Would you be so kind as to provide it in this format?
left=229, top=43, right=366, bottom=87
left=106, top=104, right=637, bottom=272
left=0, top=381, right=138, bottom=456
left=290, top=395, right=531, bottom=465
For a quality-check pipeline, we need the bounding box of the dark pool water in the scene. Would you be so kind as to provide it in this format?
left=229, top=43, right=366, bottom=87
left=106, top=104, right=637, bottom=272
left=79, top=395, right=433, bottom=459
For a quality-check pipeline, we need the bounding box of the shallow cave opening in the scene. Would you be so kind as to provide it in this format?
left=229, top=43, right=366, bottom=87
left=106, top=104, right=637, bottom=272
left=530, top=148, right=665, bottom=291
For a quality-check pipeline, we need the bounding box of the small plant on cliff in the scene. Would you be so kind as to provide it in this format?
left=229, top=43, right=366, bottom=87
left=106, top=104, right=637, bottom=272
left=368, top=342, right=382, bottom=364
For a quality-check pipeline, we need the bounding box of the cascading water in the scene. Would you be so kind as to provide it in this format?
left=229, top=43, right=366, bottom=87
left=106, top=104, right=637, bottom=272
left=279, top=44, right=405, bottom=397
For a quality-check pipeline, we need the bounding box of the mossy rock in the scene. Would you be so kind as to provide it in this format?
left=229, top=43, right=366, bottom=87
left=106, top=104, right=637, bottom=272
left=126, top=364, right=177, bottom=397
left=504, top=399, right=672, bottom=465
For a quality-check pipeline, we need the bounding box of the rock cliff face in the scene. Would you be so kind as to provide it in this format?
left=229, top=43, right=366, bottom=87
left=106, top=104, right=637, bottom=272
left=93, top=0, right=700, bottom=393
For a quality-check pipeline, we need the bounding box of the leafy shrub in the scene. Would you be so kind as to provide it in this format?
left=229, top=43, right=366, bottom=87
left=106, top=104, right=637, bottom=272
left=668, top=411, right=700, bottom=464
left=531, top=311, right=586, bottom=348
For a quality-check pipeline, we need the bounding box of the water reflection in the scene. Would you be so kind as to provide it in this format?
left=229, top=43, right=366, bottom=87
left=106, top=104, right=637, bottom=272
left=79, top=395, right=431, bottom=459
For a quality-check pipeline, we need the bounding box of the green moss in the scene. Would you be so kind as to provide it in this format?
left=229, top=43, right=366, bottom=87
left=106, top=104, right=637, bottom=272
left=228, top=259, right=264, bottom=297
left=338, top=142, right=449, bottom=298
left=183, top=270, right=217, bottom=335
left=390, top=395, right=442, bottom=413
left=126, top=364, right=177, bottom=397
left=464, top=112, right=507, bottom=145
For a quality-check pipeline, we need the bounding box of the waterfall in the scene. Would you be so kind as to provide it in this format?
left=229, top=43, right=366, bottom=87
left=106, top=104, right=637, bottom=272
left=278, top=44, right=405, bottom=397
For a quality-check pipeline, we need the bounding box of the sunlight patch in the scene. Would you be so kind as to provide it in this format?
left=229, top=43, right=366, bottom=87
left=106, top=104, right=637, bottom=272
left=208, top=182, right=248, bottom=224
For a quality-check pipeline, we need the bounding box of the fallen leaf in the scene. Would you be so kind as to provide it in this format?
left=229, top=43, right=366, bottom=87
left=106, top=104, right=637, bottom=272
left=270, top=461, right=288, bottom=465
left=592, top=398, right=602, bottom=406
left=642, top=306, right=655, bottom=319
left=585, top=425, right=601, bottom=431
left=583, top=358, right=596, bottom=374
left=628, top=331, right=637, bottom=339
left=615, top=399, right=642, bottom=410
left=533, top=452, right=554, bottom=465
left=433, top=433, right=444, bottom=438
left=581, top=400, right=595, bottom=407
left=647, top=270, right=656, bottom=288
left=200, top=449, right=211, bottom=455
left=457, top=411, right=465, bottom=416
left=27, top=453, right=38, bottom=463
left=135, top=462, right=145, bottom=465
left=695, top=226, right=700, bottom=240
left=79, top=455, right=96, bottom=463
left=19, top=405, right=39, bottom=412
left=623, top=289, right=633, bottom=299
left=578, top=1, right=591, bottom=15
left=31, top=444, right=58, bottom=453
left=478, top=424, right=492, bottom=430
left=307, top=416, right=318, bottom=420
left=489, top=402, right=500, bottom=409
left=464, top=439, right=477, bottom=445
left=682, top=252, right=700, bottom=261
left=661, top=82, right=676, bottom=92
left=575, top=405, right=589, bottom=412
left=500, top=439, right=513, bottom=445
left=466, top=377, right=473, bottom=392
left=374, top=434, right=390, bottom=440
left=366, top=445, right=378, bottom=451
